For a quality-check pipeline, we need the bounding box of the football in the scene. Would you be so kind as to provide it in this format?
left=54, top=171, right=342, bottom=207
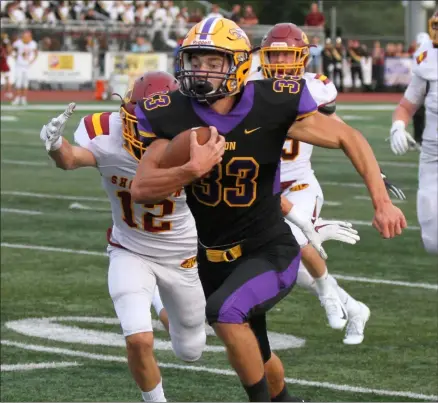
left=159, top=126, right=211, bottom=168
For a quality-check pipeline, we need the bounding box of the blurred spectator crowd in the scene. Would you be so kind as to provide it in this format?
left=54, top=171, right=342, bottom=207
left=307, top=36, right=423, bottom=92
left=1, top=1, right=260, bottom=53
left=0, top=1, right=259, bottom=30
left=1, top=1, right=422, bottom=92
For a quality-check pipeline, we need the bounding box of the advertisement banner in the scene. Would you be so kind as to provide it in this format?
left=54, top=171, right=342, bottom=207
left=104, top=52, right=168, bottom=80
left=3, top=52, right=92, bottom=84
left=384, top=57, right=413, bottom=87
left=29, top=52, right=92, bottom=83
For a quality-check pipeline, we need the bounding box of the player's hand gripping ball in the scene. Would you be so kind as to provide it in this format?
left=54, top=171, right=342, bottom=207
left=159, top=126, right=225, bottom=178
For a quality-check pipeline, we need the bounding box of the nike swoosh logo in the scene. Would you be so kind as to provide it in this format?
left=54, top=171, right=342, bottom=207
left=244, top=127, right=261, bottom=134
left=341, top=306, right=347, bottom=320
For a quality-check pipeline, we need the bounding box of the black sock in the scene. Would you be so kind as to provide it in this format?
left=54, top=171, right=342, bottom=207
left=272, top=384, right=304, bottom=402
left=243, top=375, right=271, bottom=402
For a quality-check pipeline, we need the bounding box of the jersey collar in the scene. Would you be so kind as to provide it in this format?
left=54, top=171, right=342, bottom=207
left=190, top=82, right=255, bottom=134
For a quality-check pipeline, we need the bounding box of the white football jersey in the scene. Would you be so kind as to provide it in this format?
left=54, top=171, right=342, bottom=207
left=405, top=47, right=438, bottom=157
left=74, top=112, right=198, bottom=266
left=247, top=55, right=338, bottom=182
left=12, top=39, right=37, bottom=67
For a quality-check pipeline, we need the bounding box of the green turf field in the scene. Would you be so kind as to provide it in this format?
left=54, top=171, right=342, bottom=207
left=1, top=105, right=437, bottom=402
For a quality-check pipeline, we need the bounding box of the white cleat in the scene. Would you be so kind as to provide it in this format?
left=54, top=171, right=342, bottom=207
left=343, top=302, right=370, bottom=345
left=319, top=290, right=348, bottom=330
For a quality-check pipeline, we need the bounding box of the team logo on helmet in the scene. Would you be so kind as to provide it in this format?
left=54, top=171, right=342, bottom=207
left=229, top=28, right=250, bottom=47
left=301, top=32, right=309, bottom=45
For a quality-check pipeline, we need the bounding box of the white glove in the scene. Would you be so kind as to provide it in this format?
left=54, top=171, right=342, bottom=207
left=285, top=207, right=328, bottom=260
left=390, top=120, right=418, bottom=156
left=314, top=218, right=360, bottom=245
left=40, top=103, right=76, bottom=152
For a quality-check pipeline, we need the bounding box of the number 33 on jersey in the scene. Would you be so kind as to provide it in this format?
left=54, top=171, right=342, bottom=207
left=135, top=76, right=318, bottom=245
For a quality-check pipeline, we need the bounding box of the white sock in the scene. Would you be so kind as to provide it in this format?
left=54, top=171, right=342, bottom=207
left=328, top=275, right=361, bottom=315
left=296, top=263, right=318, bottom=296
left=151, top=287, right=164, bottom=316
left=141, top=379, right=166, bottom=402
left=314, top=268, right=332, bottom=296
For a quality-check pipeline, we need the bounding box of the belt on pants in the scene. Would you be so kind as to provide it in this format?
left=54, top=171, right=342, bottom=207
left=204, top=244, right=243, bottom=263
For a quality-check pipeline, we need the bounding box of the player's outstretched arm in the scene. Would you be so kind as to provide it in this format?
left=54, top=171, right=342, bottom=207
left=131, top=128, right=225, bottom=204
left=40, top=103, right=97, bottom=170
left=288, top=113, right=407, bottom=239
left=48, top=138, right=96, bottom=170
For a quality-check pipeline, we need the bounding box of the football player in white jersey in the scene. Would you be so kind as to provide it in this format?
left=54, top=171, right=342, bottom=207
left=390, top=11, right=438, bottom=254
left=249, top=23, right=406, bottom=344
left=39, top=72, right=207, bottom=402
left=12, top=30, right=38, bottom=106
left=411, top=32, right=432, bottom=146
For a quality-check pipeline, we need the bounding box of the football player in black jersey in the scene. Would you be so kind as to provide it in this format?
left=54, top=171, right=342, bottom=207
left=131, top=17, right=407, bottom=402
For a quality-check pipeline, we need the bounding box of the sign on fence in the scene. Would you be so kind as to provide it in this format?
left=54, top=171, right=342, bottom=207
left=104, top=52, right=168, bottom=80
left=384, top=57, right=413, bottom=87
left=29, top=52, right=93, bottom=83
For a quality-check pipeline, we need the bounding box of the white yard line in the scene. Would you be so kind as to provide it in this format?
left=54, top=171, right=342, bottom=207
left=1, top=208, right=43, bottom=215
left=69, top=202, right=112, bottom=212
left=1, top=339, right=435, bottom=400
left=1, top=128, right=43, bottom=136
left=1, top=160, right=48, bottom=166
left=1, top=191, right=108, bottom=202
left=320, top=181, right=416, bottom=191
left=333, top=275, right=437, bottom=291
left=1, top=141, right=42, bottom=147
left=1, top=115, right=18, bottom=122
left=1, top=243, right=107, bottom=257
left=1, top=361, right=81, bottom=372
left=1, top=243, right=435, bottom=290
left=314, top=158, right=417, bottom=169
left=337, top=104, right=396, bottom=111
left=354, top=195, right=406, bottom=205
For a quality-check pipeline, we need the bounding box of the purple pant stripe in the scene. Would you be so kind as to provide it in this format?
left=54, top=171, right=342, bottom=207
left=217, top=252, right=301, bottom=324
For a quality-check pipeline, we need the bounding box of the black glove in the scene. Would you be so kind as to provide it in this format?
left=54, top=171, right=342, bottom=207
left=381, top=171, right=406, bottom=200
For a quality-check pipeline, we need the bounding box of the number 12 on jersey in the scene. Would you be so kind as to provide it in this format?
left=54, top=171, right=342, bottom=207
left=116, top=191, right=175, bottom=232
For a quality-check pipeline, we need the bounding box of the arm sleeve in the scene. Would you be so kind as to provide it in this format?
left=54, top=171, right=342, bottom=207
left=404, top=73, right=427, bottom=107
left=73, top=118, right=91, bottom=149
left=134, top=103, right=161, bottom=146
left=296, top=83, right=318, bottom=120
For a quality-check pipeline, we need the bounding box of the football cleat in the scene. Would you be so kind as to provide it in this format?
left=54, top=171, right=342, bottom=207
left=319, top=289, right=348, bottom=330
left=343, top=301, right=371, bottom=345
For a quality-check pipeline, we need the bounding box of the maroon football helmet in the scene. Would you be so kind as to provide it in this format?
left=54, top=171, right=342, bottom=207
left=121, top=71, right=179, bottom=161
left=260, top=23, right=311, bottom=78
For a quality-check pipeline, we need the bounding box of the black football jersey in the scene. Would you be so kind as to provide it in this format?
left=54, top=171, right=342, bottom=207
left=135, top=78, right=317, bottom=246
